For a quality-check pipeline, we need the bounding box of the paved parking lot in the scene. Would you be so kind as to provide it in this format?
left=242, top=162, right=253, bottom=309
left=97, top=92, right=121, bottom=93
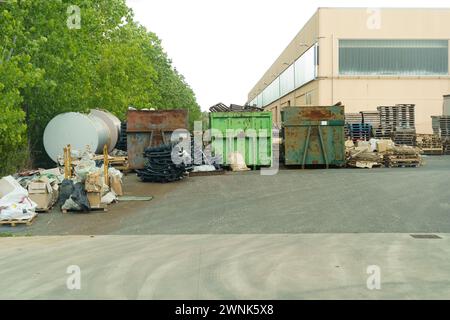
left=1, top=234, right=450, bottom=299
left=116, top=156, right=450, bottom=235
left=3, top=156, right=450, bottom=236
left=2, top=157, right=450, bottom=299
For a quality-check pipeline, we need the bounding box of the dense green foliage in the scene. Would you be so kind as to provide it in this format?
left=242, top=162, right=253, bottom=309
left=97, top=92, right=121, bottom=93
left=0, top=0, right=201, bottom=174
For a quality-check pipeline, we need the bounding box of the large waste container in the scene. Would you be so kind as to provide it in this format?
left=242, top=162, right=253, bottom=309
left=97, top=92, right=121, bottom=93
left=281, top=106, right=346, bottom=168
left=210, top=112, right=272, bottom=167
left=127, top=109, right=189, bottom=169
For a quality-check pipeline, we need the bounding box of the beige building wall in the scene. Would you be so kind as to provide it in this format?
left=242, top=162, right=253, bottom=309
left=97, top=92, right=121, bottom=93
left=265, top=81, right=319, bottom=127
left=318, top=8, right=450, bottom=133
left=248, top=8, right=450, bottom=134
left=249, top=11, right=320, bottom=128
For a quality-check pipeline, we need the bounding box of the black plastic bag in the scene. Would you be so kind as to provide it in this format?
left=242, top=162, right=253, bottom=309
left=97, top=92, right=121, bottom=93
left=58, top=179, right=74, bottom=207
left=71, top=182, right=91, bottom=212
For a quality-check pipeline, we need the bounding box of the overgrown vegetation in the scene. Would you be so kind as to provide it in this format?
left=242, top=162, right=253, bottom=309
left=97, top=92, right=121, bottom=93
left=0, top=0, right=201, bottom=174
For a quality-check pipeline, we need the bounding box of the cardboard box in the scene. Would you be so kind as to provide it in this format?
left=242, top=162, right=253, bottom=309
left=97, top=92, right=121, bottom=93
left=87, top=192, right=102, bottom=208
left=0, top=176, right=19, bottom=198
left=28, top=181, right=54, bottom=210
left=85, top=171, right=103, bottom=193
left=110, top=176, right=123, bottom=196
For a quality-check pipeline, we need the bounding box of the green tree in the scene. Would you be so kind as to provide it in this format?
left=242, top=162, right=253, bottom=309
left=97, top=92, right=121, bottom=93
left=0, top=3, right=43, bottom=175
left=0, top=0, right=202, bottom=172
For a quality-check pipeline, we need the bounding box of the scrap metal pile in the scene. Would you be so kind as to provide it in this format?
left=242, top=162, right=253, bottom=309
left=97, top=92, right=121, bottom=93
left=209, top=103, right=263, bottom=113
left=137, top=144, right=189, bottom=183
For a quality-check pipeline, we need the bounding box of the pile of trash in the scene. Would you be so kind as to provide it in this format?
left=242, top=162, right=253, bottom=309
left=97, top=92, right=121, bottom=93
left=137, top=144, right=189, bottom=183
left=346, top=138, right=423, bottom=168
left=0, top=144, right=126, bottom=222
left=58, top=153, right=124, bottom=212
left=0, top=176, right=37, bottom=222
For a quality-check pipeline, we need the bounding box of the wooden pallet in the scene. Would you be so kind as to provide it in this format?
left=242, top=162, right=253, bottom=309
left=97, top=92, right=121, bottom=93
left=35, top=206, right=53, bottom=213
left=347, top=160, right=383, bottom=169
left=360, top=111, right=380, bottom=126
left=421, top=148, right=443, bottom=155
left=385, top=155, right=421, bottom=168
left=378, top=105, right=416, bottom=129
left=0, top=213, right=37, bottom=227
left=386, top=162, right=421, bottom=168
left=345, top=113, right=362, bottom=124
left=62, top=206, right=108, bottom=214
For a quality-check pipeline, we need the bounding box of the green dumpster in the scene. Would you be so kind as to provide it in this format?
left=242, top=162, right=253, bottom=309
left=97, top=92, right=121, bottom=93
left=210, top=112, right=273, bottom=167
left=281, top=106, right=346, bottom=168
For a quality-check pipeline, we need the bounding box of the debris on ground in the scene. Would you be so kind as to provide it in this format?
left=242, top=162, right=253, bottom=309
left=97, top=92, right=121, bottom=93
left=346, top=139, right=385, bottom=168
left=346, top=138, right=422, bottom=168
left=0, top=176, right=37, bottom=225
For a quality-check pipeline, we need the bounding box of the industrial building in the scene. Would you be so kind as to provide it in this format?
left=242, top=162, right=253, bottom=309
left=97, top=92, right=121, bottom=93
left=247, top=8, right=450, bottom=133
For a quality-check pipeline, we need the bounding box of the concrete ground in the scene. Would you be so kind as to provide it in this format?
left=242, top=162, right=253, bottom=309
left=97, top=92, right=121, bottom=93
left=1, top=156, right=450, bottom=299
left=4, top=155, right=450, bottom=236
left=1, top=234, right=449, bottom=299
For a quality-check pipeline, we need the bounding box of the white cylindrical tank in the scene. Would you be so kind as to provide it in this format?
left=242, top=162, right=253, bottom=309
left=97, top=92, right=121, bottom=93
left=89, top=109, right=121, bottom=152
left=43, top=110, right=121, bottom=163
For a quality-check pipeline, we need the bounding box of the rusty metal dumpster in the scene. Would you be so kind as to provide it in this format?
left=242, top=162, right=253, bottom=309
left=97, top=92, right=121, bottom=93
left=210, top=112, right=272, bottom=167
left=281, top=106, right=346, bottom=168
left=127, top=109, right=189, bottom=169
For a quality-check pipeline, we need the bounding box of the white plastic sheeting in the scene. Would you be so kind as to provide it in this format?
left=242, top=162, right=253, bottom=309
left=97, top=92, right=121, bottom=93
left=0, top=176, right=37, bottom=220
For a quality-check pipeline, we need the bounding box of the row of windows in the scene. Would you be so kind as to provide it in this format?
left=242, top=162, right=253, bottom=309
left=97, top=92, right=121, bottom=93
left=250, top=44, right=318, bottom=107
left=250, top=39, right=449, bottom=108
left=339, top=39, right=449, bottom=76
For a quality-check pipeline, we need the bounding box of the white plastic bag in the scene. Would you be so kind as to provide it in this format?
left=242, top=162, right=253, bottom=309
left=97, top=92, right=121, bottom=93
left=0, top=176, right=37, bottom=220
left=74, top=159, right=97, bottom=182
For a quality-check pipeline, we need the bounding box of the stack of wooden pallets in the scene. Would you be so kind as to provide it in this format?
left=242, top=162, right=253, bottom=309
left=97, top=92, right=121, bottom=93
left=439, top=116, right=450, bottom=155
left=384, top=146, right=422, bottom=168
left=378, top=104, right=416, bottom=146
left=360, top=111, right=380, bottom=126
left=392, top=127, right=416, bottom=146
left=378, top=104, right=415, bottom=129
left=416, top=134, right=443, bottom=155
left=372, top=126, right=393, bottom=139
left=345, top=113, right=363, bottom=124
left=431, top=116, right=441, bottom=136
